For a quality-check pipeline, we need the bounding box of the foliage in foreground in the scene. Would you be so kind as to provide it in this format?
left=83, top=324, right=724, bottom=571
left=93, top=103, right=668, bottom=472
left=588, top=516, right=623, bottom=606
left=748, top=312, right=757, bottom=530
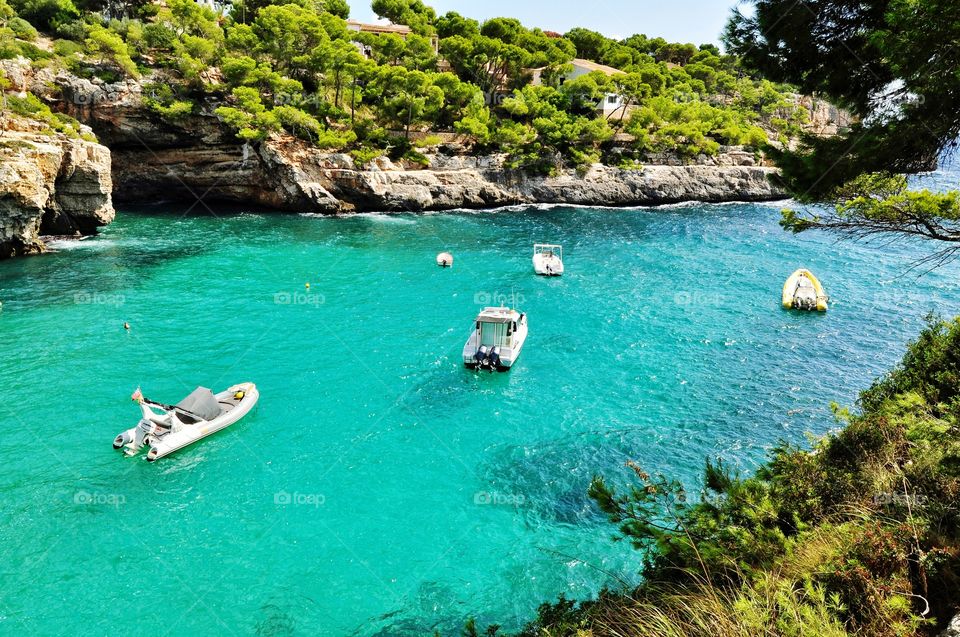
left=724, top=0, right=960, bottom=255
left=477, top=316, right=960, bottom=636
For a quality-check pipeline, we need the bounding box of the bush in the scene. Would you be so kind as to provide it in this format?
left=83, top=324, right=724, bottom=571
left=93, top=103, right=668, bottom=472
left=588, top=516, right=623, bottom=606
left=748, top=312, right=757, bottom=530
left=53, top=18, right=86, bottom=41
left=5, top=91, right=85, bottom=137
left=9, top=0, right=79, bottom=31
left=8, top=16, right=38, bottom=40
left=141, top=82, right=196, bottom=119
left=52, top=37, right=82, bottom=55
left=142, top=22, right=174, bottom=50
left=349, top=146, right=384, bottom=168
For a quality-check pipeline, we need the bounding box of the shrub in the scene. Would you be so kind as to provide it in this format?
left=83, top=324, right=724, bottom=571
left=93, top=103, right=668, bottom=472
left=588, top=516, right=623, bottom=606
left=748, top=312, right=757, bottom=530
left=5, top=91, right=85, bottom=137
left=8, top=16, right=38, bottom=40
left=52, top=37, right=82, bottom=55
left=349, top=146, right=384, bottom=168
left=53, top=18, right=86, bottom=41
left=9, top=0, right=79, bottom=31
left=141, top=22, right=174, bottom=50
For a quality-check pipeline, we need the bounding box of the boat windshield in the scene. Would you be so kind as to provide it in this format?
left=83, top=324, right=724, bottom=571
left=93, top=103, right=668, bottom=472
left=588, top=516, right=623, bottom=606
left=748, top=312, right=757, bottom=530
left=480, top=321, right=509, bottom=347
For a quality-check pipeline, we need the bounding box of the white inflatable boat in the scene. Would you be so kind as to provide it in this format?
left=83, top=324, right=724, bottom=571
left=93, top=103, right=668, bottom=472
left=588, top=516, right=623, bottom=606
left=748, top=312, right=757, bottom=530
left=114, top=383, right=259, bottom=461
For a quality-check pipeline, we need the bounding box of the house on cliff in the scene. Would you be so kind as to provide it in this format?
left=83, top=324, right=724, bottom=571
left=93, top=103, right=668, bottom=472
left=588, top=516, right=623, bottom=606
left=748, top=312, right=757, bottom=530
left=530, top=58, right=627, bottom=118
left=346, top=20, right=440, bottom=59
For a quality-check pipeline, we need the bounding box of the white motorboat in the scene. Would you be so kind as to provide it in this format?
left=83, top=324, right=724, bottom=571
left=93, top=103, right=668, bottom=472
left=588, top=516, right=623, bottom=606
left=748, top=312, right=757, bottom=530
left=113, top=383, right=259, bottom=461
left=533, top=244, right=564, bottom=276
left=463, top=306, right=528, bottom=371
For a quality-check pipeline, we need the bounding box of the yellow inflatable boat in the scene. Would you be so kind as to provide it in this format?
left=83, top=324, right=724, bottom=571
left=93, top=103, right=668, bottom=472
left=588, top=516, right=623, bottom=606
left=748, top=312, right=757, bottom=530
left=782, top=269, right=828, bottom=312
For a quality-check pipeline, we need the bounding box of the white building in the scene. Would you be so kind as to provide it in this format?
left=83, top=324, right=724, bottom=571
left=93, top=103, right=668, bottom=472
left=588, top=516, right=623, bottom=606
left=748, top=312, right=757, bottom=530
left=345, top=20, right=439, bottom=58
left=530, top=58, right=626, bottom=117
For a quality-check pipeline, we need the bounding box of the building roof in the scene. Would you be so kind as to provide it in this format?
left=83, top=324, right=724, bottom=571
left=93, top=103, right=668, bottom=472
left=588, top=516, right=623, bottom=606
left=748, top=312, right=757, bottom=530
left=571, top=58, right=625, bottom=76
left=345, top=20, right=413, bottom=35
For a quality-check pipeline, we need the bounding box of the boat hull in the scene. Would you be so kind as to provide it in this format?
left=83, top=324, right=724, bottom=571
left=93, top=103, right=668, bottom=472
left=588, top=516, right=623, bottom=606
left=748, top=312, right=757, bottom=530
left=533, top=254, right=564, bottom=276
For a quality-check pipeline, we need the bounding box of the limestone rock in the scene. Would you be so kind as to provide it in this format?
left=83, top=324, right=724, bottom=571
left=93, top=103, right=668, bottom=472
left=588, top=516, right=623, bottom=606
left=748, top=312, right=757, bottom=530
left=0, top=130, right=113, bottom=258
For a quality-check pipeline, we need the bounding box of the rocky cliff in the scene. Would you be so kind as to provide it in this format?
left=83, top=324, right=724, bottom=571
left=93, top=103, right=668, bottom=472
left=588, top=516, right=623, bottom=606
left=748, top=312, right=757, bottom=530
left=0, top=57, right=787, bottom=258
left=26, top=61, right=785, bottom=211
left=0, top=122, right=113, bottom=258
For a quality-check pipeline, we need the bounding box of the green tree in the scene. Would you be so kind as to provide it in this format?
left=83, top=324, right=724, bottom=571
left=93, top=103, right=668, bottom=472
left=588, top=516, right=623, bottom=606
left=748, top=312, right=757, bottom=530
left=726, top=0, right=960, bottom=255
left=85, top=23, right=138, bottom=77
left=501, top=84, right=613, bottom=171
left=564, top=27, right=608, bottom=62
left=252, top=3, right=330, bottom=75
left=434, top=10, right=477, bottom=39
left=453, top=96, right=493, bottom=145
left=9, top=0, right=77, bottom=30
left=367, top=65, right=443, bottom=138
left=215, top=85, right=280, bottom=141
left=326, top=38, right=364, bottom=108
left=370, top=0, right=435, bottom=35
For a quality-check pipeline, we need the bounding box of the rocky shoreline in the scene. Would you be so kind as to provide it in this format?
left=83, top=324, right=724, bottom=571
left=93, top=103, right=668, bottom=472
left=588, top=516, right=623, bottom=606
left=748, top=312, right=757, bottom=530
left=0, top=128, right=113, bottom=258
left=0, top=57, right=788, bottom=259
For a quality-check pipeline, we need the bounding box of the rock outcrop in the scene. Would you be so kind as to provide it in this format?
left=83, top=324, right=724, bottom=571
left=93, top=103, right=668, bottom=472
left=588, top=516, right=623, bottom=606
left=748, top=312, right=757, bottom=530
left=941, top=613, right=960, bottom=637
left=261, top=148, right=786, bottom=213
left=0, top=127, right=113, bottom=258
left=98, top=136, right=786, bottom=213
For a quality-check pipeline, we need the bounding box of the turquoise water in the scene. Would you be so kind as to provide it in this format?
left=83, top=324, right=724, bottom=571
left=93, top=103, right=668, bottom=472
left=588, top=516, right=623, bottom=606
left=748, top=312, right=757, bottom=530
left=1, top=195, right=959, bottom=635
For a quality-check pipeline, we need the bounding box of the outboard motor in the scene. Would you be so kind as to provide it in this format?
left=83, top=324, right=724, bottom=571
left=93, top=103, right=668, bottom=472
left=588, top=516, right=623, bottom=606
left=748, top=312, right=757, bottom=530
left=132, top=419, right=152, bottom=449
left=113, top=430, right=133, bottom=449
left=474, top=345, right=490, bottom=368
left=475, top=345, right=502, bottom=370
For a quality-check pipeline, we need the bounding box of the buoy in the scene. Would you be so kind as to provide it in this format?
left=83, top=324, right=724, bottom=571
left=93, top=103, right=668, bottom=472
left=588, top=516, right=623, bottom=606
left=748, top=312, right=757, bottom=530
left=123, top=322, right=130, bottom=330
left=436, top=252, right=453, bottom=268
left=305, top=282, right=311, bottom=289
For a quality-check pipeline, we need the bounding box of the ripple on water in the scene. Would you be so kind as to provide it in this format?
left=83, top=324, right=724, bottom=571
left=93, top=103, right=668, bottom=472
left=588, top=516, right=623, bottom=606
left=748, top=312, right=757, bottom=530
left=1, top=201, right=959, bottom=636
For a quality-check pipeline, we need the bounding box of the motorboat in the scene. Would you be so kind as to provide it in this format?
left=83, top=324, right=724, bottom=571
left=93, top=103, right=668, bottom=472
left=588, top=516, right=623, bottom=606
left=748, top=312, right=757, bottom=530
left=782, top=269, right=828, bottom=311
left=463, top=306, right=528, bottom=371
left=533, top=244, right=564, bottom=276
left=437, top=252, right=453, bottom=267
left=113, top=383, right=258, bottom=461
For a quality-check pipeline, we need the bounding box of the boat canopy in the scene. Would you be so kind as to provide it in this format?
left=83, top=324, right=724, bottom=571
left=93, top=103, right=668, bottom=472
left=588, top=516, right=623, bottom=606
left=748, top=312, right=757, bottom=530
left=477, top=307, right=518, bottom=324
left=175, top=387, right=221, bottom=421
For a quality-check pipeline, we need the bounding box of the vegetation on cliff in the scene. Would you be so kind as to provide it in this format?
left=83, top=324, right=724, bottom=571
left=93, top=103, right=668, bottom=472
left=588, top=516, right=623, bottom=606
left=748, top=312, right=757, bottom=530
left=463, top=316, right=960, bottom=636
left=0, top=0, right=805, bottom=173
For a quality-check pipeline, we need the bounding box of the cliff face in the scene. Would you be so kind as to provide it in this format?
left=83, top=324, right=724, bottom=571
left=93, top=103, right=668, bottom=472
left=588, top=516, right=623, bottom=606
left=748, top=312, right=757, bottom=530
left=0, top=126, right=113, bottom=259
left=258, top=147, right=786, bottom=213
left=24, top=63, right=785, bottom=213
left=0, top=57, right=786, bottom=257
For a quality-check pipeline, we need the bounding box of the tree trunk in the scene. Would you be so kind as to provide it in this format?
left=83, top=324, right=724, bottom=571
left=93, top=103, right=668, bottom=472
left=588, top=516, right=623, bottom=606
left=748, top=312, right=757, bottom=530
left=334, top=70, right=342, bottom=109
left=350, top=78, right=356, bottom=124
left=405, top=101, right=412, bottom=139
